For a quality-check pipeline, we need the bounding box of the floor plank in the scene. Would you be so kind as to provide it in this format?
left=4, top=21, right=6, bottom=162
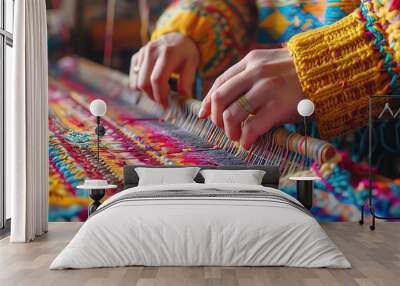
left=0, top=222, right=399, bottom=286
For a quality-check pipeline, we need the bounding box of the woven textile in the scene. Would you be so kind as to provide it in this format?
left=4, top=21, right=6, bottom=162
left=48, top=58, right=400, bottom=222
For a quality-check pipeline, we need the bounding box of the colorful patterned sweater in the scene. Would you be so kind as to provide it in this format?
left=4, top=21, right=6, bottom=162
left=151, top=0, right=400, bottom=139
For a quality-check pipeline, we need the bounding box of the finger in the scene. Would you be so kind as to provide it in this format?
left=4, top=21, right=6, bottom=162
left=210, top=69, right=254, bottom=128
left=207, top=59, right=246, bottom=97
left=151, top=55, right=176, bottom=108
left=240, top=101, right=280, bottom=150
left=223, top=79, right=275, bottom=141
left=198, top=94, right=211, bottom=118
left=137, top=47, right=156, bottom=100
left=199, top=60, right=246, bottom=118
left=178, top=58, right=197, bottom=98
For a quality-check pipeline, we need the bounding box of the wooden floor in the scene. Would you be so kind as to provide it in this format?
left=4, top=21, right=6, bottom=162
left=0, top=222, right=399, bottom=286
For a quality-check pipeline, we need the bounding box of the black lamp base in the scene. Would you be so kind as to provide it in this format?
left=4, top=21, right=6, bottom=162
left=95, top=125, right=106, bottom=137
left=88, top=189, right=105, bottom=216
left=296, top=180, right=314, bottom=210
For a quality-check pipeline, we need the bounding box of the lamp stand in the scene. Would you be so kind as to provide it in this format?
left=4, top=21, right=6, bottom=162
left=88, top=189, right=106, bottom=216
left=292, top=99, right=317, bottom=209
left=95, top=116, right=106, bottom=162
left=304, top=116, right=308, bottom=170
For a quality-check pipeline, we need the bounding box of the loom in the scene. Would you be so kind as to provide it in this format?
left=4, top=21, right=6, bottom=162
left=66, top=57, right=336, bottom=174
left=49, top=57, right=399, bottom=222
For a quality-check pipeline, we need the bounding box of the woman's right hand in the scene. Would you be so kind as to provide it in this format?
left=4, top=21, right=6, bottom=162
left=129, top=32, right=200, bottom=108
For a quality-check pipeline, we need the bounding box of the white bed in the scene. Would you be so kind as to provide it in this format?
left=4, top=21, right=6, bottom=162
left=50, top=183, right=351, bottom=269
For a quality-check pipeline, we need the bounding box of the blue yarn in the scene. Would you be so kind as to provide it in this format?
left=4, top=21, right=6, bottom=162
left=390, top=204, right=400, bottom=217
left=317, top=165, right=367, bottom=207
left=312, top=208, right=341, bottom=222
left=76, top=189, right=89, bottom=197
left=66, top=131, right=91, bottom=144
left=390, top=183, right=400, bottom=197
left=48, top=205, right=82, bottom=221
left=325, top=5, right=348, bottom=25
left=280, top=185, right=297, bottom=198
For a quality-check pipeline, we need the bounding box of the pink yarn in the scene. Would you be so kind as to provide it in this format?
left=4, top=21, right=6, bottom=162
left=390, top=0, right=400, bottom=11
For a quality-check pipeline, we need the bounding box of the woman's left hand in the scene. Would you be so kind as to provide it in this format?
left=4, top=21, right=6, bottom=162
left=198, top=48, right=305, bottom=150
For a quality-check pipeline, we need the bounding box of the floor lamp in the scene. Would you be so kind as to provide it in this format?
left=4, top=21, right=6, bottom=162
left=290, top=99, right=317, bottom=210
left=297, top=99, right=315, bottom=167
left=89, top=99, right=107, bottom=162
left=78, top=99, right=113, bottom=216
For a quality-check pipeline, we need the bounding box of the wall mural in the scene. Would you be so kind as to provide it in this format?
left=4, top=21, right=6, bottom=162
left=44, top=0, right=400, bottom=226
left=48, top=57, right=400, bottom=222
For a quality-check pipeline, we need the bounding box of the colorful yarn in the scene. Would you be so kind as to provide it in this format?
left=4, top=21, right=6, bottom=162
left=48, top=205, right=82, bottom=222
left=49, top=60, right=241, bottom=221
left=325, top=0, right=354, bottom=24
left=358, top=0, right=400, bottom=92
left=50, top=58, right=400, bottom=222
left=288, top=14, right=391, bottom=139
left=256, top=2, right=326, bottom=44
left=281, top=141, right=400, bottom=221
left=309, top=150, right=398, bottom=220
left=152, top=0, right=362, bottom=95
left=152, top=0, right=252, bottom=79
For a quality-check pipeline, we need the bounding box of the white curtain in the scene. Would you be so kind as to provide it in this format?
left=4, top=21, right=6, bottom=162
left=8, top=0, right=49, bottom=242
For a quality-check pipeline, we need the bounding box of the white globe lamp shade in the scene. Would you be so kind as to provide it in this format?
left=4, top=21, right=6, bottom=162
left=297, top=99, right=315, bottom=117
left=90, top=99, right=107, bottom=117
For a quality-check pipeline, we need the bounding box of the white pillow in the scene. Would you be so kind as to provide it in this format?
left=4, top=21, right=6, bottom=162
left=135, top=167, right=200, bottom=186
left=200, top=169, right=265, bottom=185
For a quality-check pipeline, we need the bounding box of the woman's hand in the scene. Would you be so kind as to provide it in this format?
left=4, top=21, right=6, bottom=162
left=129, top=32, right=200, bottom=107
left=198, top=48, right=305, bottom=150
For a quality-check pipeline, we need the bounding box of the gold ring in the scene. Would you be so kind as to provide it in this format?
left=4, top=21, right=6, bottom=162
left=132, top=65, right=140, bottom=73
left=236, top=96, right=254, bottom=115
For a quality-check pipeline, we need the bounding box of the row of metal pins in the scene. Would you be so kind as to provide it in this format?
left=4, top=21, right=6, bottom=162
left=162, top=100, right=305, bottom=176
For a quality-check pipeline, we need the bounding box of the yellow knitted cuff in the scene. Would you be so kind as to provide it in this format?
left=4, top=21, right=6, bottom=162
left=288, top=13, right=388, bottom=139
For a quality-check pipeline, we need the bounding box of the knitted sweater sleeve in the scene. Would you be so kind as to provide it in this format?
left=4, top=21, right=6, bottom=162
left=151, top=0, right=256, bottom=80
left=287, top=0, right=400, bottom=139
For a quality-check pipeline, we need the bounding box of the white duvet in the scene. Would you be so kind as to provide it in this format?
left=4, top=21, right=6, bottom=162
left=50, top=183, right=351, bottom=269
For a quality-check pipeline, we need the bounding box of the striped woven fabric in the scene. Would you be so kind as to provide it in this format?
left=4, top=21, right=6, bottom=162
left=48, top=57, right=400, bottom=222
